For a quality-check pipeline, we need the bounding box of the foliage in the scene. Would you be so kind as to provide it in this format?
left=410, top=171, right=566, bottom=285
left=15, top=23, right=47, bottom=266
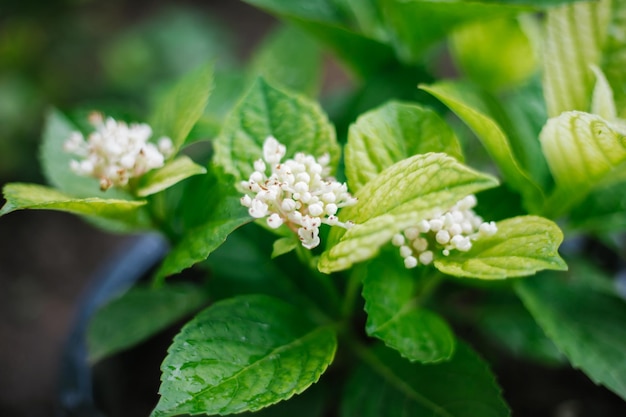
left=3, top=0, right=626, bottom=415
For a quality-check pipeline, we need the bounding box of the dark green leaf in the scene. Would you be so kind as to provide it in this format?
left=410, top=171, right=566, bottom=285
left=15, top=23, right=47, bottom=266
left=152, top=295, right=337, bottom=416
left=516, top=270, right=626, bottom=400
left=214, top=78, right=339, bottom=182
left=363, top=252, right=455, bottom=363
left=150, top=63, right=214, bottom=150
left=345, top=101, right=463, bottom=193
left=341, top=342, right=510, bottom=417
left=87, top=284, right=208, bottom=363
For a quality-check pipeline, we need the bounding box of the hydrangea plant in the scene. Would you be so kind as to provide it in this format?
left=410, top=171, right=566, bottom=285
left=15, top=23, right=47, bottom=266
left=2, top=0, right=626, bottom=415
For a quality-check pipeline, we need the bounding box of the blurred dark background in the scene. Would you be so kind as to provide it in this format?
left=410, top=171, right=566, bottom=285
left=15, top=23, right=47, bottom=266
left=0, top=1, right=277, bottom=415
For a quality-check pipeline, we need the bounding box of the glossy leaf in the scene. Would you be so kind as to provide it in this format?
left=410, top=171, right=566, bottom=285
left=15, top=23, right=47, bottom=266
left=154, top=165, right=252, bottom=283
left=135, top=155, right=207, bottom=197
left=435, top=215, right=567, bottom=279
left=421, top=82, right=543, bottom=210
left=87, top=284, right=208, bottom=363
left=0, top=183, right=147, bottom=227
left=319, top=153, right=498, bottom=273
left=362, top=252, right=455, bottom=363
left=542, top=0, right=610, bottom=116
left=214, top=78, right=339, bottom=182
left=242, top=0, right=396, bottom=77
left=272, top=236, right=299, bottom=259
left=345, top=101, right=463, bottom=193
left=341, top=342, right=510, bottom=417
left=540, top=111, right=626, bottom=217
left=516, top=270, right=626, bottom=400
left=150, top=63, right=214, bottom=150
left=152, top=295, right=337, bottom=416
left=249, top=25, right=322, bottom=97
left=568, top=181, right=626, bottom=232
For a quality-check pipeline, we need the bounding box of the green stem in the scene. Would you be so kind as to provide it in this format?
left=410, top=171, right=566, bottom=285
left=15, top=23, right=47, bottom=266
left=342, top=265, right=364, bottom=319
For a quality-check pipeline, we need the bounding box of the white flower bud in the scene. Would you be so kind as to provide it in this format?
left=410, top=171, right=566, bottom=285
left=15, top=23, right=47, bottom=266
left=325, top=203, right=338, bottom=216
left=400, top=245, right=413, bottom=258
left=254, top=159, right=266, bottom=173
left=436, top=230, right=451, bottom=244
left=267, top=213, right=284, bottom=229
left=404, top=256, right=418, bottom=269
left=308, top=203, right=324, bottom=217
left=419, top=251, right=434, bottom=265
left=392, top=234, right=405, bottom=247
left=404, top=227, right=420, bottom=240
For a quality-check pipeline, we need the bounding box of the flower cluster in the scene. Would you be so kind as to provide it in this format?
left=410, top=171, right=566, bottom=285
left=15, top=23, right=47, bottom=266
left=240, top=136, right=357, bottom=249
left=391, top=194, right=497, bottom=269
left=64, top=112, right=174, bottom=191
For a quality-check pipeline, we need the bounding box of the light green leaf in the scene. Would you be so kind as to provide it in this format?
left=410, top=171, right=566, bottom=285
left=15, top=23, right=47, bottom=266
left=249, top=24, right=322, bottom=97
left=542, top=0, right=611, bottom=116
left=341, top=342, right=510, bottom=417
left=214, top=78, right=339, bottom=182
left=135, top=155, right=207, bottom=197
left=421, top=82, right=544, bottom=211
left=540, top=111, right=626, bottom=217
left=590, top=65, right=617, bottom=120
left=152, top=295, right=337, bottom=417
left=0, top=183, right=147, bottom=227
left=345, top=101, right=463, bottom=193
left=150, top=63, right=214, bottom=150
left=39, top=109, right=131, bottom=199
left=87, top=284, right=208, bottom=363
left=516, top=270, right=626, bottom=400
left=379, top=0, right=531, bottom=64
left=450, top=16, right=537, bottom=91
left=272, top=236, right=299, bottom=259
left=435, top=215, right=566, bottom=279
left=363, top=252, right=455, bottom=363
left=319, top=153, right=498, bottom=273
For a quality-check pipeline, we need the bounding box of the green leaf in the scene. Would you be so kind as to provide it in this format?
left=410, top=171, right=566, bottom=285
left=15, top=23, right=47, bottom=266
left=604, top=2, right=626, bottom=117
left=540, top=111, right=626, bottom=217
left=363, top=252, right=455, bottom=363
left=150, top=62, right=214, bottom=150
left=590, top=65, right=617, bottom=121
left=0, top=183, right=147, bottom=227
left=238, top=382, right=327, bottom=417
left=450, top=16, right=536, bottom=91
left=242, top=0, right=396, bottom=78
left=152, top=294, right=337, bottom=417
left=516, top=270, right=626, bottom=400
left=568, top=181, right=626, bottom=232
left=435, top=215, right=567, bottom=279
left=341, top=342, right=510, bottom=417
left=214, top=78, right=339, bottom=182
left=153, top=166, right=252, bottom=283
left=476, top=293, right=564, bottom=365
left=319, top=153, right=498, bottom=273
left=87, top=284, right=208, bottom=363
left=345, top=101, right=463, bottom=193
left=272, top=236, right=299, bottom=259
left=39, top=109, right=131, bottom=199
left=379, top=0, right=531, bottom=64
left=135, top=155, right=207, bottom=197
left=542, top=0, right=611, bottom=116
left=421, top=82, right=544, bottom=211
left=249, top=25, right=322, bottom=97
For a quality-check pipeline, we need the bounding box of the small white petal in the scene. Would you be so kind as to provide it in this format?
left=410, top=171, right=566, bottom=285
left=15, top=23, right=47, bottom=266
left=419, top=251, right=434, bottom=265
left=400, top=245, right=413, bottom=258
left=266, top=213, right=284, bottom=229
left=404, top=256, right=418, bottom=269
left=392, top=234, right=405, bottom=247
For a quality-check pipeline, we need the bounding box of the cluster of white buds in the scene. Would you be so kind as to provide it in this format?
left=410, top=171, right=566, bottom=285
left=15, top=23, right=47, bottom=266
left=391, top=194, right=497, bottom=269
left=240, top=136, right=357, bottom=249
left=64, top=112, right=174, bottom=191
